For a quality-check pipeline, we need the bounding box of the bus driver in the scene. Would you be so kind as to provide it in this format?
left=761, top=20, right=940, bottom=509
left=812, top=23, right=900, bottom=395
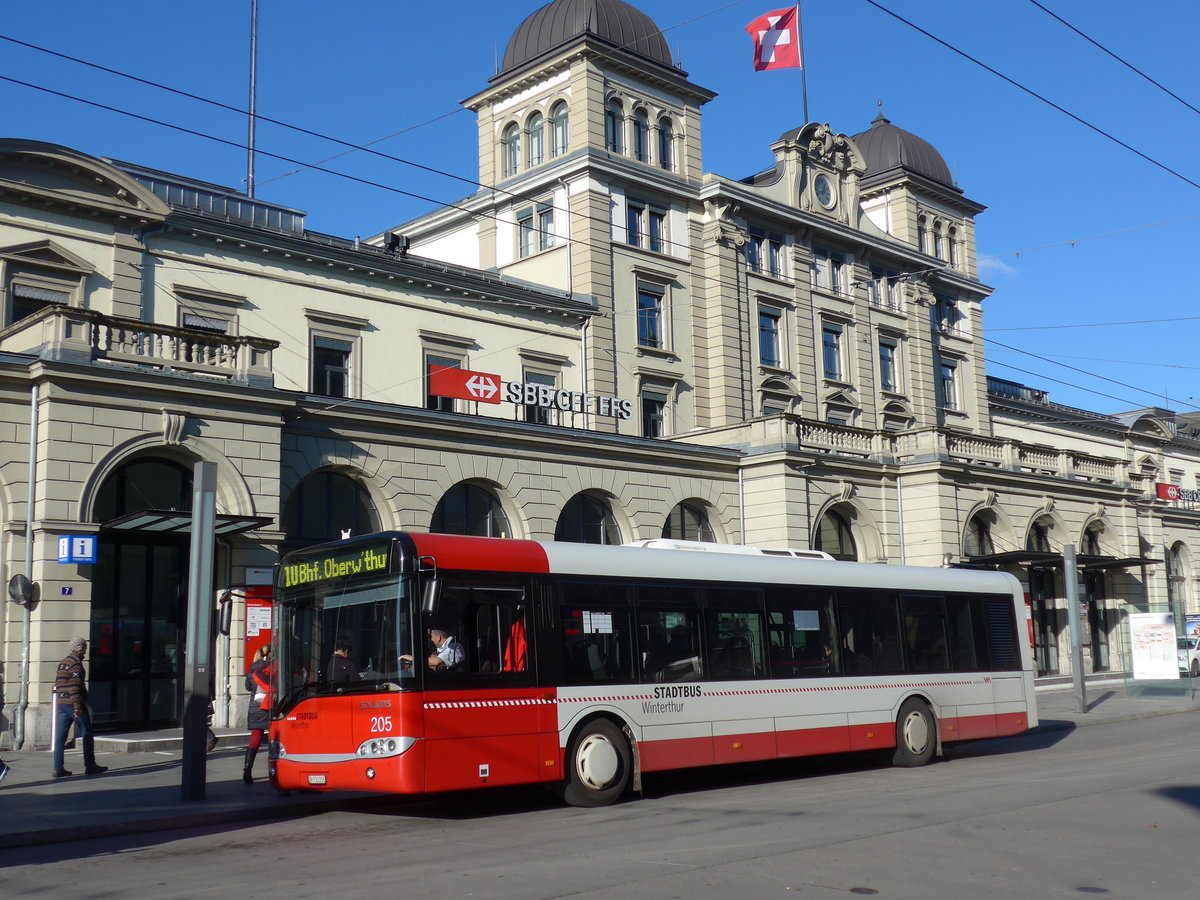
left=400, top=628, right=465, bottom=672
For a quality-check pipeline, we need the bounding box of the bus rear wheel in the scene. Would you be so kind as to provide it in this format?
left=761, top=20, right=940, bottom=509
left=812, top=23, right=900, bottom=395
left=892, top=698, right=936, bottom=767
left=562, top=719, right=630, bottom=807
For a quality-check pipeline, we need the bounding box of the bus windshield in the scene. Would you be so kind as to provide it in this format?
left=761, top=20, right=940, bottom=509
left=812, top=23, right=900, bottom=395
left=275, top=572, right=415, bottom=711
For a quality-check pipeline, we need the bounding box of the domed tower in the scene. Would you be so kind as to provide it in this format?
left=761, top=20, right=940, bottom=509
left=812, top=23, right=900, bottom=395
left=851, top=110, right=984, bottom=279
left=447, top=0, right=716, bottom=426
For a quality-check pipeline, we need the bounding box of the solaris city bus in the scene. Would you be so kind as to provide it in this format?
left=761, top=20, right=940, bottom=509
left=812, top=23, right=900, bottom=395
left=268, top=532, right=1037, bottom=806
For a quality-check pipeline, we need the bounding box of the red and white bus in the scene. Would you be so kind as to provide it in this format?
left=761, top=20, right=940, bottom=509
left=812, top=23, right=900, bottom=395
left=269, top=532, right=1036, bottom=806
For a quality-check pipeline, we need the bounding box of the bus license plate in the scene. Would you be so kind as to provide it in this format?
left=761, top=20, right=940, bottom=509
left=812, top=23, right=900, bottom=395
left=307, top=774, right=327, bottom=785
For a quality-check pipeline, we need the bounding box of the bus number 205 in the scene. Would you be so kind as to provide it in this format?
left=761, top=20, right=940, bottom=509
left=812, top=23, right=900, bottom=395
left=370, top=716, right=393, bottom=733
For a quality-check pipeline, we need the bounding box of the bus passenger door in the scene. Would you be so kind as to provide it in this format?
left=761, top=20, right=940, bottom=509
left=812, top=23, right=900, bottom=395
left=420, top=583, right=543, bottom=792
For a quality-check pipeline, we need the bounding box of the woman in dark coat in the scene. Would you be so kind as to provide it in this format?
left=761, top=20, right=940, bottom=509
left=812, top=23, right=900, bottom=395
left=243, top=646, right=272, bottom=784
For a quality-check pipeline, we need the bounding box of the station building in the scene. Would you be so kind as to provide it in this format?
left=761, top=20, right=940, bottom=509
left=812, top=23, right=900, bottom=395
left=2, top=0, right=1198, bottom=744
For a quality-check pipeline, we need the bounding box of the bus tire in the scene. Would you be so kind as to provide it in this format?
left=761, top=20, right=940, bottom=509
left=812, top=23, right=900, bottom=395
left=561, top=718, right=630, bottom=807
left=892, top=698, right=936, bottom=767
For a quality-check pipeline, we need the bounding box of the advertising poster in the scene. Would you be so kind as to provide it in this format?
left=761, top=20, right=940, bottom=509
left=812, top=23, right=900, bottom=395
left=1129, top=612, right=1179, bottom=680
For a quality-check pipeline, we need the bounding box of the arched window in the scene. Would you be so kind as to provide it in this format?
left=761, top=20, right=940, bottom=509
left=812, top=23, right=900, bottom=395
left=933, top=222, right=945, bottom=259
left=526, top=112, right=545, bottom=167
left=964, top=513, right=996, bottom=558
left=815, top=509, right=856, bottom=560
left=1167, top=542, right=1190, bottom=612
left=948, top=226, right=960, bottom=267
left=550, top=101, right=569, bottom=157
left=916, top=216, right=928, bottom=254
left=662, top=501, right=715, bottom=542
left=94, top=457, right=191, bottom=521
left=604, top=101, right=624, bottom=154
left=1026, top=517, right=1053, bottom=552
left=658, top=117, right=674, bottom=171
left=632, top=109, right=649, bottom=162
left=501, top=122, right=521, bottom=177
left=283, top=470, right=379, bottom=551
left=431, top=482, right=511, bottom=538
left=556, top=493, right=620, bottom=544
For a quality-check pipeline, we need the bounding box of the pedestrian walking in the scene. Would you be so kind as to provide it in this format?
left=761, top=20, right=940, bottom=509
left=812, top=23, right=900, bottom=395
left=242, top=645, right=273, bottom=784
left=53, top=637, right=108, bottom=778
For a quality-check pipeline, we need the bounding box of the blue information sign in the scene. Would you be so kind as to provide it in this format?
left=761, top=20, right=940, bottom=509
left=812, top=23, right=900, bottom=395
left=57, top=536, right=98, bottom=564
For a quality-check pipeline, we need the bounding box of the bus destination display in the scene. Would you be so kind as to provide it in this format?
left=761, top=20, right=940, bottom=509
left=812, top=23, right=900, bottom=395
left=281, top=541, right=391, bottom=588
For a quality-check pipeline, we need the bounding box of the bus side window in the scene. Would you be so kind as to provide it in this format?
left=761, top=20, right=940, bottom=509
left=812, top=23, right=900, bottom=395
left=638, top=609, right=700, bottom=682
left=705, top=610, right=764, bottom=680
left=765, top=588, right=835, bottom=678
left=559, top=605, right=633, bottom=684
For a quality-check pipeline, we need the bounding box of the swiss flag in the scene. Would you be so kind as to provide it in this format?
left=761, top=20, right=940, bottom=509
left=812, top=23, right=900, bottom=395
left=746, top=7, right=802, bottom=71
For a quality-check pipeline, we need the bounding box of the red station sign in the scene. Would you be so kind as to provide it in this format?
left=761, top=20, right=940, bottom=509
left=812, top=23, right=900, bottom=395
left=429, top=366, right=502, bottom=404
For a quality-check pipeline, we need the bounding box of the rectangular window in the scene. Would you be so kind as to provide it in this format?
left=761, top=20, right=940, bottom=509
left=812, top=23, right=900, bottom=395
left=312, top=336, right=351, bottom=398
left=517, top=208, right=535, bottom=258
left=765, top=587, right=836, bottom=678
left=636, top=285, right=663, bottom=348
left=822, top=323, right=843, bottom=381
left=537, top=203, right=555, bottom=251
left=181, top=313, right=229, bottom=334
left=648, top=209, right=665, bottom=253
left=625, top=200, right=666, bottom=252
left=758, top=306, right=781, bottom=368
left=626, top=201, right=643, bottom=248
left=523, top=370, right=556, bottom=425
left=9, top=281, right=70, bottom=326
left=641, top=390, right=667, bottom=438
left=426, top=354, right=461, bottom=411
left=560, top=592, right=634, bottom=684
left=638, top=606, right=700, bottom=681
left=940, top=358, right=959, bottom=410
left=768, top=234, right=784, bottom=277
left=879, top=338, right=897, bottom=392
left=746, top=229, right=763, bottom=271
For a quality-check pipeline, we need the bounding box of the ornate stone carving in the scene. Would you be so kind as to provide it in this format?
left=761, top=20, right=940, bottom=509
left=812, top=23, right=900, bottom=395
left=162, top=409, right=186, bottom=445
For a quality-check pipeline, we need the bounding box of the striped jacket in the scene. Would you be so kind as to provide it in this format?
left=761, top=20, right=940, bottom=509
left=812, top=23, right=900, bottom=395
left=55, top=652, right=87, bottom=714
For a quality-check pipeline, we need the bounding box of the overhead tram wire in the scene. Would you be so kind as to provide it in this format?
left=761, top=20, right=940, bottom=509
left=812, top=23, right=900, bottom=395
left=6, top=23, right=1193, bottom=414
left=984, top=336, right=1200, bottom=414
left=1, top=74, right=1182, bottom=418
left=859, top=0, right=1200, bottom=193
left=1026, top=0, right=1200, bottom=120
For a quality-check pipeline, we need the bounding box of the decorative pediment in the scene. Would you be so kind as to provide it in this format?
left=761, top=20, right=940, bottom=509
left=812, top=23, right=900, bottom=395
left=0, top=240, right=95, bottom=277
left=0, top=139, right=169, bottom=220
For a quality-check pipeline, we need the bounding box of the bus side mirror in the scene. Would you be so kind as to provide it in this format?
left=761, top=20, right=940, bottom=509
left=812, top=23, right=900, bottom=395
left=421, top=577, right=442, bottom=617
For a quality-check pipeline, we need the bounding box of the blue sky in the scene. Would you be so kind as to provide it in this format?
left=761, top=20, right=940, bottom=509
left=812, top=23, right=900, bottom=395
left=3, top=0, right=1198, bottom=417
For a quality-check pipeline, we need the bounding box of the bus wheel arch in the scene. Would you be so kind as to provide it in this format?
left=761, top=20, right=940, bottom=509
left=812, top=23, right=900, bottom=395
left=892, top=696, right=938, bottom=767
left=560, top=714, right=635, bottom=807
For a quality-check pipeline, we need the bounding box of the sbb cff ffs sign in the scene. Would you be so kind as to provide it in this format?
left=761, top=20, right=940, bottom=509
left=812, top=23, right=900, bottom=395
left=1157, top=482, right=1200, bottom=503
left=429, top=365, right=633, bottom=420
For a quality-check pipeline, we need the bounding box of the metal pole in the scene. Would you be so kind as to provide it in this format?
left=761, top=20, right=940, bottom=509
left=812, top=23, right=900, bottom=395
left=16, top=382, right=39, bottom=750
left=1064, top=544, right=1088, bottom=714
left=246, top=0, right=259, bottom=198
left=796, top=4, right=809, bottom=123
left=182, top=462, right=217, bottom=801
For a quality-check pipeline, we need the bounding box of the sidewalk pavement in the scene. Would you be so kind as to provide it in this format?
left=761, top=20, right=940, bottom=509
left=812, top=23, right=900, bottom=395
left=1, top=679, right=1197, bottom=850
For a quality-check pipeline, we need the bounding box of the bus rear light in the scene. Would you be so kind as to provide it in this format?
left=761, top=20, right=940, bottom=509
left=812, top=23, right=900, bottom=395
left=356, top=735, right=416, bottom=758
left=268, top=740, right=285, bottom=760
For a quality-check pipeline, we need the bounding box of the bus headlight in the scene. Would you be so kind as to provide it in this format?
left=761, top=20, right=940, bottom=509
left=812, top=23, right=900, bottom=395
left=356, top=735, right=416, bottom=758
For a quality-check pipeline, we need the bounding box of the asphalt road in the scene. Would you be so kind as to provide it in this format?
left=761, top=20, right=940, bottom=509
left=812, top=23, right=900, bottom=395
left=4, top=713, right=1198, bottom=899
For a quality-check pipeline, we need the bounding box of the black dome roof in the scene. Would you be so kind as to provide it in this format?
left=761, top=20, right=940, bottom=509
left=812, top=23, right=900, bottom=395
left=501, top=0, right=673, bottom=74
left=851, top=111, right=955, bottom=188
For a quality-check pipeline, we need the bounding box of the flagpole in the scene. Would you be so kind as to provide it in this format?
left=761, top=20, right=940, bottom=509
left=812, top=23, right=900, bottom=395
left=796, top=4, right=809, bottom=123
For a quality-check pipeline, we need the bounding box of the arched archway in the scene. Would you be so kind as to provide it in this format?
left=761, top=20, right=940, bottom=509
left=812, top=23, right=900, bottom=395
left=431, top=481, right=512, bottom=538
left=556, top=492, right=621, bottom=545
left=281, top=469, right=380, bottom=553
left=89, top=456, right=194, bottom=730
left=662, top=500, right=715, bottom=542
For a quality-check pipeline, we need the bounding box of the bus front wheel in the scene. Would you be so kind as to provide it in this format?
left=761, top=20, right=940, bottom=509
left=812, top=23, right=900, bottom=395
left=892, top=698, right=936, bottom=767
left=562, top=719, right=630, bottom=807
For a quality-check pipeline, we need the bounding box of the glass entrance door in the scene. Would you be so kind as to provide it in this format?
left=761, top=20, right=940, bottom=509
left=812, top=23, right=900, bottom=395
left=1028, top=567, right=1059, bottom=676
left=90, top=537, right=188, bottom=730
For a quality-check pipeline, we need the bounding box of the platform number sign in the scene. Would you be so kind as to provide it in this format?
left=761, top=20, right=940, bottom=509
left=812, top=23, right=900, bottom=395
left=57, top=536, right=98, bottom=564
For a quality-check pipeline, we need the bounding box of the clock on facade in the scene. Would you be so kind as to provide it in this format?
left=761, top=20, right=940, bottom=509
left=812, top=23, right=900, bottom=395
left=813, top=173, right=835, bottom=209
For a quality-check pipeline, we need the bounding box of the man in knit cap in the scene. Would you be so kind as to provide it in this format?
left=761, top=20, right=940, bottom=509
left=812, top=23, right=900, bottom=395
left=52, top=637, right=107, bottom=778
